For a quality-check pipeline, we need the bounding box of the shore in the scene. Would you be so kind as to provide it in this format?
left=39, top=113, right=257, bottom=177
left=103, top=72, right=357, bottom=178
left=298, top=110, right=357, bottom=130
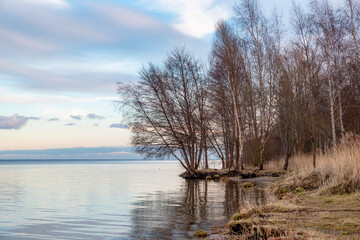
left=208, top=192, right=360, bottom=239
left=190, top=171, right=360, bottom=239
left=180, top=168, right=287, bottom=179
left=191, top=142, right=360, bottom=239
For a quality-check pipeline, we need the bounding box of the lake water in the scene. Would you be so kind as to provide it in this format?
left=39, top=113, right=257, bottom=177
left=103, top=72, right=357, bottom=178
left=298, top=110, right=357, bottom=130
left=0, top=160, right=273, bottom=240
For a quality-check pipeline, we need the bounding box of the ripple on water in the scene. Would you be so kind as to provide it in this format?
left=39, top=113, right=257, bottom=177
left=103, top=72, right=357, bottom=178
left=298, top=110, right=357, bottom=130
left=0, top=161, right=274, bottom=240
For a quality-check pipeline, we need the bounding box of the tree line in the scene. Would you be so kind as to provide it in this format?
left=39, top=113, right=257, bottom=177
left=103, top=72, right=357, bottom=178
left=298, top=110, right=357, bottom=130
left=118, top=0, right=360, bottom=175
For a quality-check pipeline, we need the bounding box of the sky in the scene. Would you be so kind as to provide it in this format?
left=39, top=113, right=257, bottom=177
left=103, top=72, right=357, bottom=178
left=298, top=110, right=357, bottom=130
left=0, top=0, right=342, bottom=159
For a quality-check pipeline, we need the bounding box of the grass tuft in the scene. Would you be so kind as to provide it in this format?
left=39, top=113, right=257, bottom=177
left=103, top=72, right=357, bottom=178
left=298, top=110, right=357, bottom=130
left=193, top=230, right=208, bottom=238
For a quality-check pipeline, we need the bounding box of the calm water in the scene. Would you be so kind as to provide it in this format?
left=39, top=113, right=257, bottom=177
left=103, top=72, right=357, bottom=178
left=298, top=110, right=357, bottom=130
left=0, top=160, right=273, bottom=240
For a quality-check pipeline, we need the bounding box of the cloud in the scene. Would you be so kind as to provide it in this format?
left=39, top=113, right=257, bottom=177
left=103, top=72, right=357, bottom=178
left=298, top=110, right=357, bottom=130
left=109, top=123, right=129, bottom=129
left=87, top=2, right=161, bottom=30
left=0, top=114, right=39, bottom=129
left=87, top=113, right=105, bottom=120
left=0, top=28, right=58, bottom=51
left=141, top=0, right=231, bottom=37
left=48, top=118, right=59, bottom=121
left=65, top=123, right=76, bottom=126
left=0, top=0, right=109, bottom=49
left=23, top=0, right=70, bottom=8
left=0, top=0, right=197, bottom=55
left=0, top=146, right=141, bottom=159
left=0, top=88, right=122, bottom=104
left=0, top=0, right=210, bottom=95
left=0, top=58, right=78, bottom=90
left=0, top=59, right=130, bottom=93
left=70, top=115, right=82, bottom=120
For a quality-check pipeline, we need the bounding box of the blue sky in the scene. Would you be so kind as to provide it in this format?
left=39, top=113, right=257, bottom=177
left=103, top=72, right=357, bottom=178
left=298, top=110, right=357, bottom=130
left=0, top=0, right=341, bottom=159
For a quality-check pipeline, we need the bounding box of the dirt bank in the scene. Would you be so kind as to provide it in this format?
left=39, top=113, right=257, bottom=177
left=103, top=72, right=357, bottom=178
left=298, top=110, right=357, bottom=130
left=180, top=169, right=286, bottom=180
left=205, top=191, right=360, bottom=239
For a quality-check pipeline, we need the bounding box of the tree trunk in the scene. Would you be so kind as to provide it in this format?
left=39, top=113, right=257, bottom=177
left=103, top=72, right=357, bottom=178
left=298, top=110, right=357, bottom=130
left=259, top=144, right=265, bottom=171
left=312, top=136, right=316, bottom=169
left=283, top=151, right=292, bottom=171
left=204, top=140, right=209, bottom=169
left=328, top=57, right=337, bottom=148
left=339, top=93, right=345, bottom=139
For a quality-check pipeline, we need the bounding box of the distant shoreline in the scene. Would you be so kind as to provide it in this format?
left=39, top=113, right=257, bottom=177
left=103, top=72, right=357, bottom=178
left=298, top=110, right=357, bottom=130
left=0, top=159, right=178, bottom=163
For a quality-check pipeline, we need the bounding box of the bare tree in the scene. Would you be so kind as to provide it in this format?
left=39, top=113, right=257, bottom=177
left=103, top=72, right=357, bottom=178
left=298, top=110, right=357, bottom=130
left=343, top=0, right=360, bottom=57
left=118, top=0, right=360, bottom=174
left=118, top=48, right=208, bottom=176
left=291, top=2, right=321, bottom=168
left=210, top=20, right=248, bottom=170
left=311, top=0, right=339, bottom=148
left=234, top=0, right=276, bottom=170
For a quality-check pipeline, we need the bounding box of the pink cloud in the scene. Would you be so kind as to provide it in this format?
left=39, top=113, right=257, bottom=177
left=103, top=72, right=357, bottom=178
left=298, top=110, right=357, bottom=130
left=0, top=114, right=40, bottom=129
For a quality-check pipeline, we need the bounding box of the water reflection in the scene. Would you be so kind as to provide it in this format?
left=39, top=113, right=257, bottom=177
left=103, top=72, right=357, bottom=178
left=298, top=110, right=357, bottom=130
left=0, top=162, right=273, bottom=240
left=130, top=180, right=273, bottom=240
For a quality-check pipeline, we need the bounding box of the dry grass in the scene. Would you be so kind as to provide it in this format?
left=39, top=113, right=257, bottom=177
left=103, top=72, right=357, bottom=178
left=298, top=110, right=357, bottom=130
left=274, top=134, right=360, bottom=194
left=220, top=193, right=360, bottom=239
left=217, top=136, right=360, bottom=239
left=265, top=159, right=284, bottom=170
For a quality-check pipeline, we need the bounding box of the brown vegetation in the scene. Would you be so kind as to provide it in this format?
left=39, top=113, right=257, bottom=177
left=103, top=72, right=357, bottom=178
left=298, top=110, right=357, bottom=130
left=273, top=135, right=360, bottom=195
left=193, top=230, right=209, bottom=238
left=209, top=136, right=360, bottom=239
left=214, top=193, right=360, bottom=239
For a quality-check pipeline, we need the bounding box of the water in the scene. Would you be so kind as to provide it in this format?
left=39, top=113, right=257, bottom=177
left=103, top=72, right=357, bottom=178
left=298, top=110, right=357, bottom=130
left=0, top=160, right=274, bottom=240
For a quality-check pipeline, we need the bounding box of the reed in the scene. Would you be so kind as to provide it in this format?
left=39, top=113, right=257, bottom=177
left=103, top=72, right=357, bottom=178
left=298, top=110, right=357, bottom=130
left=274, top=133, right=360, bottom=194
